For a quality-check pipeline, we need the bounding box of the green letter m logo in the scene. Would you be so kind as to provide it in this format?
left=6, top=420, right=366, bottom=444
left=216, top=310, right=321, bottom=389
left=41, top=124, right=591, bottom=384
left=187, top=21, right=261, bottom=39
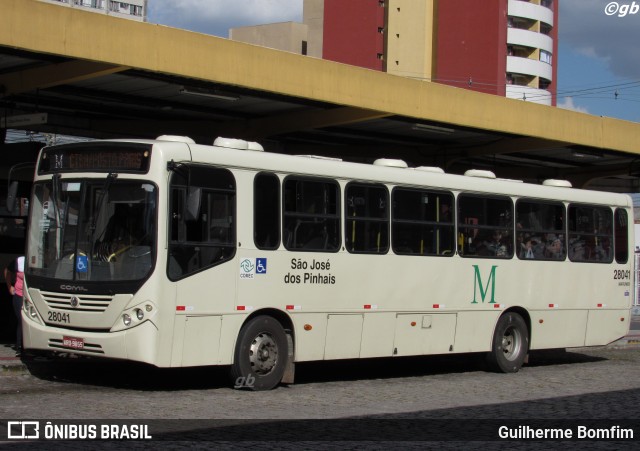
left=471, top=265, right=498, bottom=304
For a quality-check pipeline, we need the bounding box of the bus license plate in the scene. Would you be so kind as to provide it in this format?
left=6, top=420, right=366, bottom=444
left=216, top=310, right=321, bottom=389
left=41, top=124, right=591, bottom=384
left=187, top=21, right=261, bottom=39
left=63, top=336, right=84, bottom=350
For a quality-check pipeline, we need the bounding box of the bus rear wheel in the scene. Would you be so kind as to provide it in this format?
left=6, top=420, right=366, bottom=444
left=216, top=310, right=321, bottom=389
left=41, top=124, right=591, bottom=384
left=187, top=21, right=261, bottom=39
left=486, top=312, right=529, bottom=373
left=230, top=315, right=288, bottom=391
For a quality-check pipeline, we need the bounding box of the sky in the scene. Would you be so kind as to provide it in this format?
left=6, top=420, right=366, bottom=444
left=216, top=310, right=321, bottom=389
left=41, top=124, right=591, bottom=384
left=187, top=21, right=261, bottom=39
left=147, top=0, right=640, bottom=123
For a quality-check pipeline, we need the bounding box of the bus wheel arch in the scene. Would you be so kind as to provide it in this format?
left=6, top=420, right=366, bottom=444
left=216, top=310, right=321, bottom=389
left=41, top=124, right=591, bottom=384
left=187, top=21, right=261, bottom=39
left=486, top=308, right=530, bottom=373
left=230, top=309, right=295, bottom=390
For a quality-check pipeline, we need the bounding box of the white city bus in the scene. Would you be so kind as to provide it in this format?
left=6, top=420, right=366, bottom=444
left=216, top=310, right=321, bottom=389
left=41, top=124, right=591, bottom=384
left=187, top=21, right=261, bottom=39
left=22, top=136, right=633, bottom=390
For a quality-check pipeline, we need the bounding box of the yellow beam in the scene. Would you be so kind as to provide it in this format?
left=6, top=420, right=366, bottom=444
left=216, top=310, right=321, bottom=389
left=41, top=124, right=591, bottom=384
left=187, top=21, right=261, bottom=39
left=222, top=107, right=392, bottom=139
left=0, top=60, right=127, bottom=96
left=447, top=137, right=568, bottom=161
left=1, top=0, right=639, bottom=155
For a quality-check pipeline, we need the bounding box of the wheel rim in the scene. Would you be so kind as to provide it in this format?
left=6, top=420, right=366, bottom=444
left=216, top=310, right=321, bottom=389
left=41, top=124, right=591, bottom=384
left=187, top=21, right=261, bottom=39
left=249, top=332, right=279, bottom=375
left=501, top=325, right=523, bottom=361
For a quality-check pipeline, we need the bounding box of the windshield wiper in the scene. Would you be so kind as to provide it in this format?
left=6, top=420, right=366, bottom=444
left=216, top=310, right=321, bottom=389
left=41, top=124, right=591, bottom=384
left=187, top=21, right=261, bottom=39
left=91, top=173, right=118, bottom=234
left=51, top=174, right=62, bottom=229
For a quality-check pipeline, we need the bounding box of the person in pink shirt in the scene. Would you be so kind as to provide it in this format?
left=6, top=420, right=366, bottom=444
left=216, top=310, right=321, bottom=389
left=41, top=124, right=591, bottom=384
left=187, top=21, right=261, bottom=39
left=4, top=256, right=24, bottom=356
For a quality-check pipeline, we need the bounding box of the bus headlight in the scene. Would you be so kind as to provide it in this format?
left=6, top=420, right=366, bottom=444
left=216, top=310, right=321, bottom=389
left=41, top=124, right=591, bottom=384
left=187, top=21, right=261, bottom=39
left=23, top=298, right=41, bottom=323
left=112, top=301, right=157, bottom=332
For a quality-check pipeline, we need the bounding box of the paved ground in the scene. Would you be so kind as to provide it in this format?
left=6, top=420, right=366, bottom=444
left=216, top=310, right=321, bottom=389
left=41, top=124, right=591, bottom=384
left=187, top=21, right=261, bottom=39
left=1, top=316, right=639, bottom=449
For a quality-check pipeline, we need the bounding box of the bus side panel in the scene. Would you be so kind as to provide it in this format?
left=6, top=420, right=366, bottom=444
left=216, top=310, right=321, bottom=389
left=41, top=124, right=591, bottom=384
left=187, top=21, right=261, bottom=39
left=360, top=312, right=396, bottom=358
left=172, top=264, right=237, bottom=366
left=584, top=309, right=630, bottom=346
left=325, top=314, right=363, bottom=359
left=529, top=310, right=588, bottom=349
left=393, top=313, right=457, bottom=356
left=453, top=311, right=500, bottom=353
left=218, top=314, right=247, bottom=365
left=291, top=313, right=328, bottom=362
left=181, top=315, right=222, bottom=367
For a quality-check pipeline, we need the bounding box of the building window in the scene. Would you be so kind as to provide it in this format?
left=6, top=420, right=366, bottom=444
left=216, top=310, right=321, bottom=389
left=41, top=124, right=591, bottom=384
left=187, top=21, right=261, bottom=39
left=540, top=50, right=552, bottom=65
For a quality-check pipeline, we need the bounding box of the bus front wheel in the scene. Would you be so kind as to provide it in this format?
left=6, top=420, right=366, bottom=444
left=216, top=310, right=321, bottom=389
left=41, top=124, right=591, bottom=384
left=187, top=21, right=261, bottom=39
left=230, top=315, right=288, bottom=391
left=486, top=312, right=529, bottom=373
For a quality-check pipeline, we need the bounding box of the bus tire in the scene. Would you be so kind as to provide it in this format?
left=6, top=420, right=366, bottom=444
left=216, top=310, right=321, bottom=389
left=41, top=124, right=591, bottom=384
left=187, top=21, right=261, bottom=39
left=230, top=315, right=288, bottom=391
left=486, top=312, right=529, bottom=373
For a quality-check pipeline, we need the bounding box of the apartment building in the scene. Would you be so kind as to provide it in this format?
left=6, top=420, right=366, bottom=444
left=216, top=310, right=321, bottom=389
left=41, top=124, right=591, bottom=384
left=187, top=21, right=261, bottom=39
left=39, top=0, right=148, bottom=21
left=231, top=0, right=557, bottom=105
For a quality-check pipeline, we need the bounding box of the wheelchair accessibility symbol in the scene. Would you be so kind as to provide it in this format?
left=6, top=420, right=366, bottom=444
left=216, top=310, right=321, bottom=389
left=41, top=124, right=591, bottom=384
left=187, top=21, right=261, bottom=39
left=256, top=258, right=267, bottom=274
left=76, top=255, right=88, bottom=273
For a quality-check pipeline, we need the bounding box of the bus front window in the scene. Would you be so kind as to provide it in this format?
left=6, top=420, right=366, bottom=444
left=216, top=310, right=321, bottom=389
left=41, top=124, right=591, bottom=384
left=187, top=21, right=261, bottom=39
left=27, top=179, right=156, bottom=282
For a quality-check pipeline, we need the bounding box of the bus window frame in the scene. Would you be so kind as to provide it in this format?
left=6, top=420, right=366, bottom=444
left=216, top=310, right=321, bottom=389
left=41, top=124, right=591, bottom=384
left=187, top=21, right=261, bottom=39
left=167, top=164, right=237, bottom=281
left=515, top=198, right=566, bottom=261
left=282, top=175, right=341, bottom=253
left=614, top=208, right=629, bottom=264
left=344, top=181, right=390, bottom=255
left=391, top=186, right=455, bottom=257
left=254, top=172, right=281, bottom=251
left=567, top=203, right=614, bottom=264
left=457, top=193, right=514, bottom=259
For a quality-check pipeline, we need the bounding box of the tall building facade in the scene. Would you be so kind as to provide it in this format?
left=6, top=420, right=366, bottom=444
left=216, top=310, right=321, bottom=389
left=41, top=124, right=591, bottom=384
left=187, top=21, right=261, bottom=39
left=232, top=0, right=557, bottom=106
left=39, top=0, right=148, bottom=21
left=435, top=0, right=557, bottom=105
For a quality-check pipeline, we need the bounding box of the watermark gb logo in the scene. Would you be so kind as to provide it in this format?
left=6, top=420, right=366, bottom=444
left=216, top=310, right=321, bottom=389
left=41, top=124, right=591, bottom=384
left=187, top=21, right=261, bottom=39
left=605, top=2, right=640, bottom=17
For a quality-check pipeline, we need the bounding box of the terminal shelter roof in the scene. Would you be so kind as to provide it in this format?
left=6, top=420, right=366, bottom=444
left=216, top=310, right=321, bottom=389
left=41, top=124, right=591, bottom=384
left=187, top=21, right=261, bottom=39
left=1, top=0, right=639, bottom=192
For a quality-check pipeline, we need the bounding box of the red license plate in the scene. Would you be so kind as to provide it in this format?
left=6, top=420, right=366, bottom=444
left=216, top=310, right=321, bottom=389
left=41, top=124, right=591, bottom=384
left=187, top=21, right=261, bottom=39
left=62, top=336, right=84, bottom=350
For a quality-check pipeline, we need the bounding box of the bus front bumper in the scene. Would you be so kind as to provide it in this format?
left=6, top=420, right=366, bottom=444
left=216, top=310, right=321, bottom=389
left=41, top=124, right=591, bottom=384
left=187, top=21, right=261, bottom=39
left=22, top=315, right=159, bottom=366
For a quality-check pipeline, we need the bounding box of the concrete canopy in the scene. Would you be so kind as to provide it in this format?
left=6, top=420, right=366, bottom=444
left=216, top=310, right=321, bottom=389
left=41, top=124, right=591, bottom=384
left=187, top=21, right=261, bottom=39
left=1, top=0, right=639, bottom=191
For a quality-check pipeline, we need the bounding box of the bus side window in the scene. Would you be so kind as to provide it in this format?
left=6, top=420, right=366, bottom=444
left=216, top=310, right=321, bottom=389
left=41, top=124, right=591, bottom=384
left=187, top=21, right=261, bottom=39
left=568, top=204, right=613, bottom=263
left=392, top=188, right=454, bottom=256
left=168, top=166, right=236, bottom=280
left=345, top=183, right=389, bottom=254
left=458, top=194, right=513, bottom=259
left=283, top=177, right=340, bottom=252
left=516, top=200, right=565, bottom=261
left=254, top=172, right=280, bottom=250
left=614, top=208, right=629, bottom=264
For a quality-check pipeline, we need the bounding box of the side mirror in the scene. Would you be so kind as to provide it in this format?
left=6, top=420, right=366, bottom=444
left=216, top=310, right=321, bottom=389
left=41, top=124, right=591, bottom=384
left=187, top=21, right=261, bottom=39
left=6, top=181, right=18, bottom=213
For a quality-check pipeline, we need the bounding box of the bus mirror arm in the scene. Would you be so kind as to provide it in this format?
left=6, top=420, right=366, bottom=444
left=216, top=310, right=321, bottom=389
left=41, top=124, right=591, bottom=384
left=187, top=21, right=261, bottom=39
left=167, top=160, right=189, bottom=178
left=6, top=162, right=35, bottom=213
left=6, top=181, right=17, bottom=213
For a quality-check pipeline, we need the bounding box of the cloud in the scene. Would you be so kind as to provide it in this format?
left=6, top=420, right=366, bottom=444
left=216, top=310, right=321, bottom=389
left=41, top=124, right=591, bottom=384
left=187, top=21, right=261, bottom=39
left=148, top=0, right=303, bottom=37
left=560, top=0, right=640, bottom=79
left=557, top=97, right=590, bottom=114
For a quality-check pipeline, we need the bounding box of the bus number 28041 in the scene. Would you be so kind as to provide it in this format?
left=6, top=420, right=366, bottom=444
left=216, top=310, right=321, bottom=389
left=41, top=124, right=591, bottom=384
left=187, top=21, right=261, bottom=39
left=48, top=311, right=71, bottom=324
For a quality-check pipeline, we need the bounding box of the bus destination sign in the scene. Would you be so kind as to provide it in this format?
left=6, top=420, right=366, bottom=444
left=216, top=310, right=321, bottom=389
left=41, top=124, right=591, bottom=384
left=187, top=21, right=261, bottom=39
left=38, top=143, right=152, bottom=174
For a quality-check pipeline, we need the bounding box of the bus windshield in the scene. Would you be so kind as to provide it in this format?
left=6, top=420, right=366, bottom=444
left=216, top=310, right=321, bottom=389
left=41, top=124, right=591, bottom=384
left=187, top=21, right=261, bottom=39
left=27, top=177, right=156, bottom=282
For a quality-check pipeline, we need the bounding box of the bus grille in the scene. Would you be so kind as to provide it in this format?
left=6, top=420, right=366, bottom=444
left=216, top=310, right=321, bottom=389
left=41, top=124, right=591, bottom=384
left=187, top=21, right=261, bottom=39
left=41, top=291, right=114, bottom=313
left=48, top=338, right=105, bottom=354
